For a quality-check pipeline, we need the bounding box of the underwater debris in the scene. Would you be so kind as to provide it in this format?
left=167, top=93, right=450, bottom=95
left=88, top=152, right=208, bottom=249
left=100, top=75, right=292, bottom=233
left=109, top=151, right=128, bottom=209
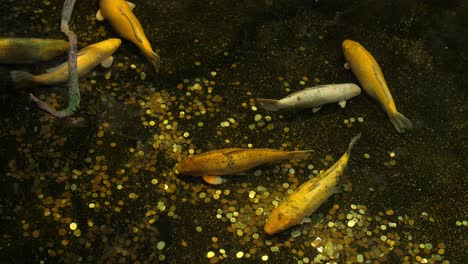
left=30, top=0, right=80, bottom=117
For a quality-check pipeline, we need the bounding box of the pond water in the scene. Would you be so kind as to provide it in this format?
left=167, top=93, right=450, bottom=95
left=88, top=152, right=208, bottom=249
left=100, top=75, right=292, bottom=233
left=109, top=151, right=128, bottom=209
left=0, top=0, right=466, bottom=263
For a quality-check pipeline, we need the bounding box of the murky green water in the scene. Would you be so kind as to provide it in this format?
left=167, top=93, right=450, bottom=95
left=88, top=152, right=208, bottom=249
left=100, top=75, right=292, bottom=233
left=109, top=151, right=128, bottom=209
left=1, top=0, right=466, bottom=263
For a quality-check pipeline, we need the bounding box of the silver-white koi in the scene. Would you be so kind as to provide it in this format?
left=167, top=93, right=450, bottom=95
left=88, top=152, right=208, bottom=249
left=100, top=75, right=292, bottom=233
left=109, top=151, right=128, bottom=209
left=257, top=83, right=361, bottom=112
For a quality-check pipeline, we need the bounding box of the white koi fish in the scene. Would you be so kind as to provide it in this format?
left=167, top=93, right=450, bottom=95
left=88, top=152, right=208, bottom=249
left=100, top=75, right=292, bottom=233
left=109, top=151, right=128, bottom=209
left=257, top=83, right=361, bottom=112
left=10, top=38, right=121, bottom=87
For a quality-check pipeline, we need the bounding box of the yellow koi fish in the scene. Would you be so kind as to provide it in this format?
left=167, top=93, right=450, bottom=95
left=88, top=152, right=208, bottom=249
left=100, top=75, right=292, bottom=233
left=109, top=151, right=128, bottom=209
left=0, top=38, right=68, bottom=64
left=96, top=0, right=160, bottom=71
left=176, top=148, right=312, bottom=185
left=264, top=134, right=360, bottom=235
left=10, top=38, right=121, bottom=87
left=342, top=39, right=412, bottom=133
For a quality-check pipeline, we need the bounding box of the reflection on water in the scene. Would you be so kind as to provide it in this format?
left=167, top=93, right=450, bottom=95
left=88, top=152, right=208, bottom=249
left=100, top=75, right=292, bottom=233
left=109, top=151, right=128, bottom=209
left=0, top=0, right=466, bottom=263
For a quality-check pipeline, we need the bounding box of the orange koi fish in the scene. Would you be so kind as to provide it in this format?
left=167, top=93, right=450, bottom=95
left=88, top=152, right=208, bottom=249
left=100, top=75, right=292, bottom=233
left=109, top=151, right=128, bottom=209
left=342, top=39, right=412, bottom=133
left=97, top=0, right=160, bottom=71
left=176, top=148, right=312, bottom=184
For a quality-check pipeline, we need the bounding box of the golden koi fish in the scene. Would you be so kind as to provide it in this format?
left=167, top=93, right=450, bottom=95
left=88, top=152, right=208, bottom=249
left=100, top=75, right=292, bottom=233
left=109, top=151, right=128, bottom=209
left=176, top=148, right=312, bottom=185
left=96, top=0, right=160, bottom=71
left=342, top=39, right=413, bottom=133
left=10, top=38, right=121, bottom=87
left=0, top=38, right=68, bottom=64
left=264, top=134, right=360, bottom=235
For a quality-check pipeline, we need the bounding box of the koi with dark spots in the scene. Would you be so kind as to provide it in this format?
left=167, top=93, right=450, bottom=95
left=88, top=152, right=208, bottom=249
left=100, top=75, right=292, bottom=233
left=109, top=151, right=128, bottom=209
left=264, top=134, right=361, bottom=235
left=176, top=147, right=313, bottom=185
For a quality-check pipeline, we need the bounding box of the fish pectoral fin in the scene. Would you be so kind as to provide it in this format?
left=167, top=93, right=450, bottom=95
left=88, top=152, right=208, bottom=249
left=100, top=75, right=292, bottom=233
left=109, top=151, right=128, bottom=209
left=202, top=175, right=225, bottom=185
left=126, top=1, right=136, bottom=10
left=96, top=9, right=105, bottom=21
left=344, top=62, right=350, bottom=70
left=100, top=56, right=114, bottom=68
left=118, top=7, right=143, bottom=43
left=338, top=100, right=347, bottom=108
left=333, top=185, right=343, bottom=194
left=312, top=106, right=322, bottom=113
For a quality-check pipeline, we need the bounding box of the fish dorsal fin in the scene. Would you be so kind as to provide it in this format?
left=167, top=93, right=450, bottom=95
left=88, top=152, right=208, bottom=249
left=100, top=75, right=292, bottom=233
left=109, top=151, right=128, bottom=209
left=286, top=85, right=332, bottom=98
left=46, top=51, right=87, bottom=73
left=301, top=178, right=321, bottom=193
left=300, top=85, right=333, bottom=93
left=96, top=9, right=105, bottom=21
left=76, top=44, right=94, bottom=55
left=219, top=148, right=245, bottom=154
left=199, top=148, right=244, bottom=156
left=305, top=84, right=333, bottom=90
left=126, top=1, right=136, bottom=10
left=118, top=7, right=143, bottom=43
left=372, top=64, right=393, bottom=104
left=46, top=61, right=68, bottom=73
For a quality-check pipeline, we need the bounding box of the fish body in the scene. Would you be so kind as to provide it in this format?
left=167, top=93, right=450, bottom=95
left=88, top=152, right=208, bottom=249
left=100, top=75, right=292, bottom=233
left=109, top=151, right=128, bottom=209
left=10, top=38, right=121, bottom=87
left=342, top=39, right=412, bottom=133
left=264, top=134, right=361, bottom=235
left=257, top=83, right=361, bottom=112
left=0, top=38, right=68, bottom=64
left=97, top=0, right=160, bottom=71
left=177, top=148, right=312, bottom=184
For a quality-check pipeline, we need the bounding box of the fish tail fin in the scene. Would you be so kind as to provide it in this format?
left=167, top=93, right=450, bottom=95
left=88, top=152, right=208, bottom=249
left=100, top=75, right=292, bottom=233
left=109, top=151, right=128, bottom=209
left=144, top=49, right=160, bottom=72
left=257, top=98, right=281, bottom=111
left=347, top=133, right=361, bottom=155
left=10, top=71, right=34, bottom=88
left=287, top=150, right=313, bottom=160
left=389, top=111, right=413, bottom=133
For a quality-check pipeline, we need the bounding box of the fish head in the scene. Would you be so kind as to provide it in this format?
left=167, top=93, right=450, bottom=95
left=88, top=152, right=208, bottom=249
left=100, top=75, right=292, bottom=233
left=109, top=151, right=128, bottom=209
left=101, top=38, right=122, bottom=53
left=264, top=208, right=298, bottom=235
left=342, top=39, right=360, bottom=52
left=175, top=157, right=204, bottom=176
left=350, top=84, right=362, bottom=96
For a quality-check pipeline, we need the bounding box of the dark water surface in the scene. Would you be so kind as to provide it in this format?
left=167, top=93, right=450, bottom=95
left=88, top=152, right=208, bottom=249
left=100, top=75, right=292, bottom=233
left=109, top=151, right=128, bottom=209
left=1, top=0, right=466, bottom=263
